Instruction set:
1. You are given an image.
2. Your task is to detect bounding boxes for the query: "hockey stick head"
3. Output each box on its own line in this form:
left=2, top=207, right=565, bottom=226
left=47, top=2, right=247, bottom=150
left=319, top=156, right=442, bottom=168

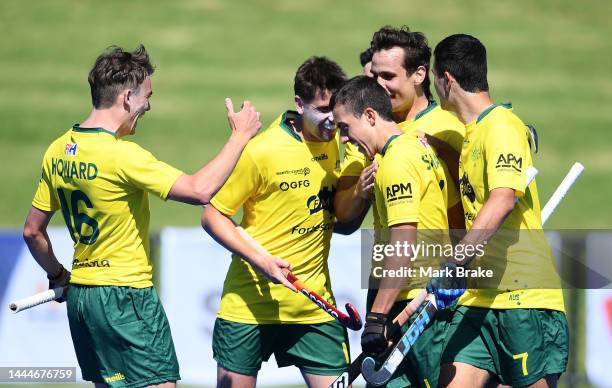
left=343, top=302, right=363, bottom=330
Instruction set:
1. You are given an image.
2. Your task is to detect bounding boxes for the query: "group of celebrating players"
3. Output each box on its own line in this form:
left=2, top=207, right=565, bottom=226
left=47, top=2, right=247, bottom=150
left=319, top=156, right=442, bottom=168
left=23, top=24, right=568, bottom=388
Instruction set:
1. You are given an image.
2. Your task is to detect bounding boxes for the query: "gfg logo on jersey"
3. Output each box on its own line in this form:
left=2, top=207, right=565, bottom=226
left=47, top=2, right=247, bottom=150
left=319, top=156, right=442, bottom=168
left=280, top=180, right=310, bottom=191
left=65, top=143, right=77, bottom=156
left=496, top=153, right=523, bottom=172
left=307, top=186, right=335, bottom=214
left=385, top=182, right=412, bottom=202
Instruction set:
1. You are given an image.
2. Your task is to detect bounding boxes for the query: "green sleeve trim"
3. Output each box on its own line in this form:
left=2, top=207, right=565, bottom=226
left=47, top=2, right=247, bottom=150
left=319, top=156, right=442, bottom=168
left=72, top=124, right=117, bottom=137
left=381, top=134, right=400, bottom=156
left=279, top=111, right=303, bottom=142
left=476, top=102, right=512, bottom=124
left=414, top=100, right=438, bottom=121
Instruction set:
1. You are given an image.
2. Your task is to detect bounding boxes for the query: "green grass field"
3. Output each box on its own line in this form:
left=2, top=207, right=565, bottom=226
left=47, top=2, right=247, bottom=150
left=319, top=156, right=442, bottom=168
left=1, top=1, right=610, bottom=387
left=1, top=0, right=611, bottom=230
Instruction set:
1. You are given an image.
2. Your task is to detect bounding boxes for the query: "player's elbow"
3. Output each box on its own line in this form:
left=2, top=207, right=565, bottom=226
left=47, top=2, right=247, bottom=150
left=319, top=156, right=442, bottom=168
left=23, top=223, right=41, bottom=244
left=200, top=204, right=218, bottom=233
left=194, top=185, right=214, bottom=206
left=334, top=197, right=353, bottom=223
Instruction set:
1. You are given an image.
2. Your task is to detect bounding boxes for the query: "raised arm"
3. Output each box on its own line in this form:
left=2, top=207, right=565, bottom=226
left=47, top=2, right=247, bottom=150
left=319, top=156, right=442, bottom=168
left=168, top=99, right=262, bottom=205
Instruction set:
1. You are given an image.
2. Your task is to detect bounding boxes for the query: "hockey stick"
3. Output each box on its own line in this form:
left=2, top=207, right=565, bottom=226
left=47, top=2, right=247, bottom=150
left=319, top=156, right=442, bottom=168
left=283, top=269, right=363, bottom=331
left=361, top=294, right=438, bottom=386
left=541, top=162, right=583, bottom=224
left=9, top=287, right=66, bottom=313
left=360, top=163, right=583, bottom=385
left=329, top=290, right=428, bottom=388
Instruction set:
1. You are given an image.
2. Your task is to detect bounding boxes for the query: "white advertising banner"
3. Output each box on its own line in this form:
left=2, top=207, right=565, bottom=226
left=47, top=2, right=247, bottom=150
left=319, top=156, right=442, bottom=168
left=0, top=228, right=80, bottom=376
left=585, top=233, right=612, bottom=388
left=160, top=227, right=368, bottom=386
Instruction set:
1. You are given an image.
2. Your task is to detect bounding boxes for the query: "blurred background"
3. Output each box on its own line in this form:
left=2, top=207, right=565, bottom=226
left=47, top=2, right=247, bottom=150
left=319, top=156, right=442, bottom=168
left=1, top=0, right=611, bottom=387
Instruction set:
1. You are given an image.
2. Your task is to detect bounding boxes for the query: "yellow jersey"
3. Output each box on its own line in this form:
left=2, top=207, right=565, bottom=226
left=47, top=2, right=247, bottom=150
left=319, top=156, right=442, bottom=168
left=456, top=103, right=564, bottom=311
left=399, top=101, right=464, bottom=208
left=341, top=101, right=464, bottom=215
left=211, top=111, right=342, bottom=324
left=374, top=133, right=450, bottom=300
left=32, top=125, right=183, bottom=288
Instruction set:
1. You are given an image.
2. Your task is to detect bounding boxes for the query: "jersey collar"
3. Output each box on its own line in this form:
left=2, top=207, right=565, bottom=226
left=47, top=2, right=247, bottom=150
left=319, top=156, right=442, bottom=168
left=72, top=124, right=117, bottom=137
left=476, top=102, right=512, bottom=124
left=381, top=134, right=400, bottom=156
left=414, top=100, right=438, bottom=121
left=279, top=111, right=303, bottom=142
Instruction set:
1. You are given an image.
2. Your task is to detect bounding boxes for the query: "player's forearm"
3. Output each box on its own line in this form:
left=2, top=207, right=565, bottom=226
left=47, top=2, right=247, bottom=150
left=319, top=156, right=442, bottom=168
left=371, top=225, right=416, bottom=314
left=334, top=182, right=369, bottom=223
left=447, top=201, right=466, bottom=244
left=190, top=133, right=251, bottom=204
left=201, top=205, right=268, bottom=267
left=23, top=228, right=62, bottom=277
left=455, top=189, right=514, bottom=266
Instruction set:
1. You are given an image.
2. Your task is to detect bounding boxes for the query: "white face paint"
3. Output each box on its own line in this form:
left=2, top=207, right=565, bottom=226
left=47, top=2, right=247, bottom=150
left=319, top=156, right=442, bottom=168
left=302, top=91, right=336, bottom=141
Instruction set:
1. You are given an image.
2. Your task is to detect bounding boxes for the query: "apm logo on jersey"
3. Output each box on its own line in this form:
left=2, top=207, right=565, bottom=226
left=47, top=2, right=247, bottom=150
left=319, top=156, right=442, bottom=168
left=386, top=182, right=413, bottom=203
left=496, top=153, right=522, bottom=172
left=307, top=186, right=335, bottom=214
left=65, top=143, right=77, bottom=156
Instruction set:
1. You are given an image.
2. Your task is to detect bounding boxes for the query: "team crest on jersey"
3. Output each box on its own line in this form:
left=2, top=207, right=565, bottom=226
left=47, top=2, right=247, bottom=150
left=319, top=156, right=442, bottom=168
left=65, top=143, right=77, bottom=156
left=418, top=136, right=430, bottom=148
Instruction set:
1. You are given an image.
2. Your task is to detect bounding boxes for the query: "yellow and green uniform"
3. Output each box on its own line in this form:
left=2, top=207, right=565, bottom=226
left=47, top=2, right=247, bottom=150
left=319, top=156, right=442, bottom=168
left=456, top=103, right=564, bottom=311
left=443, top=103, right=568, bottom=386
left=32, top=124, right=183, bottom=386
left=399, top=101, right=464, bottom=209
left=374, top=131, right=450, bottom=301
left=211, top=111, right=349, bottom=376
left=32, top=125, right=183, bottom=287
left=367, top=132, right=451, bottom=388
left=212, top=111, right=343, bottom=324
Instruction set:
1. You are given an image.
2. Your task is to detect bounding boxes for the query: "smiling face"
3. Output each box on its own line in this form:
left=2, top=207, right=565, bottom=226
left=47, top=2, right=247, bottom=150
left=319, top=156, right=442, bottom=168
left=297, top=89, right=337, bottom=142
left=332, top=103, right=376, bottom=159
left=371, top=47, right=419, bottom=116
left=124, top=76, right=152, bottom=135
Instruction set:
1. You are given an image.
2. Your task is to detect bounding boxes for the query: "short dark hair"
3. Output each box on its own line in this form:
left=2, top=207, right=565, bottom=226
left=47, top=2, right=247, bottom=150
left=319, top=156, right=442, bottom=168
left=371, top=26, right=432, bottom=100
left=433, top=34, right=489, bottom=92
left=359, top=47, right=374, bottom=67
left=294, top=56, right=347, bottom=103
left=88, top=44, right=154, bottom=109
left=330, top=75, right=394, bottom=122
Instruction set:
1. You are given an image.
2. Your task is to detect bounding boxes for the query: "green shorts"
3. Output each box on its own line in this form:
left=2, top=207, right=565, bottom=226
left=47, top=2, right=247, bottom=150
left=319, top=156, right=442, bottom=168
left=67, top=285, right=180, bottom=387
left=212, top=318, right=350, bottom=376
left=442, top=306, right=569, bottom=386
left=366, top=290, right=452, bottom=388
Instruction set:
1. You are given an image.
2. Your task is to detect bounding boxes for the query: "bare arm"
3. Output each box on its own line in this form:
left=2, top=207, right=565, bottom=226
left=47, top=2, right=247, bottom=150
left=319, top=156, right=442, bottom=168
left=23, top=207, right=63, bottom=276
left=370, top=223, right=417, bottom=315
left=454, top=187, right=515, bottom=267
left=334, top=161, right=377, bottom=224
left=447, top=201, right=466, bottom=244
left=23, top=207, right=70, bottom=299
left=168, top=99, right=262, bottom=205
left=201, top=205, right=296, bottom=291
